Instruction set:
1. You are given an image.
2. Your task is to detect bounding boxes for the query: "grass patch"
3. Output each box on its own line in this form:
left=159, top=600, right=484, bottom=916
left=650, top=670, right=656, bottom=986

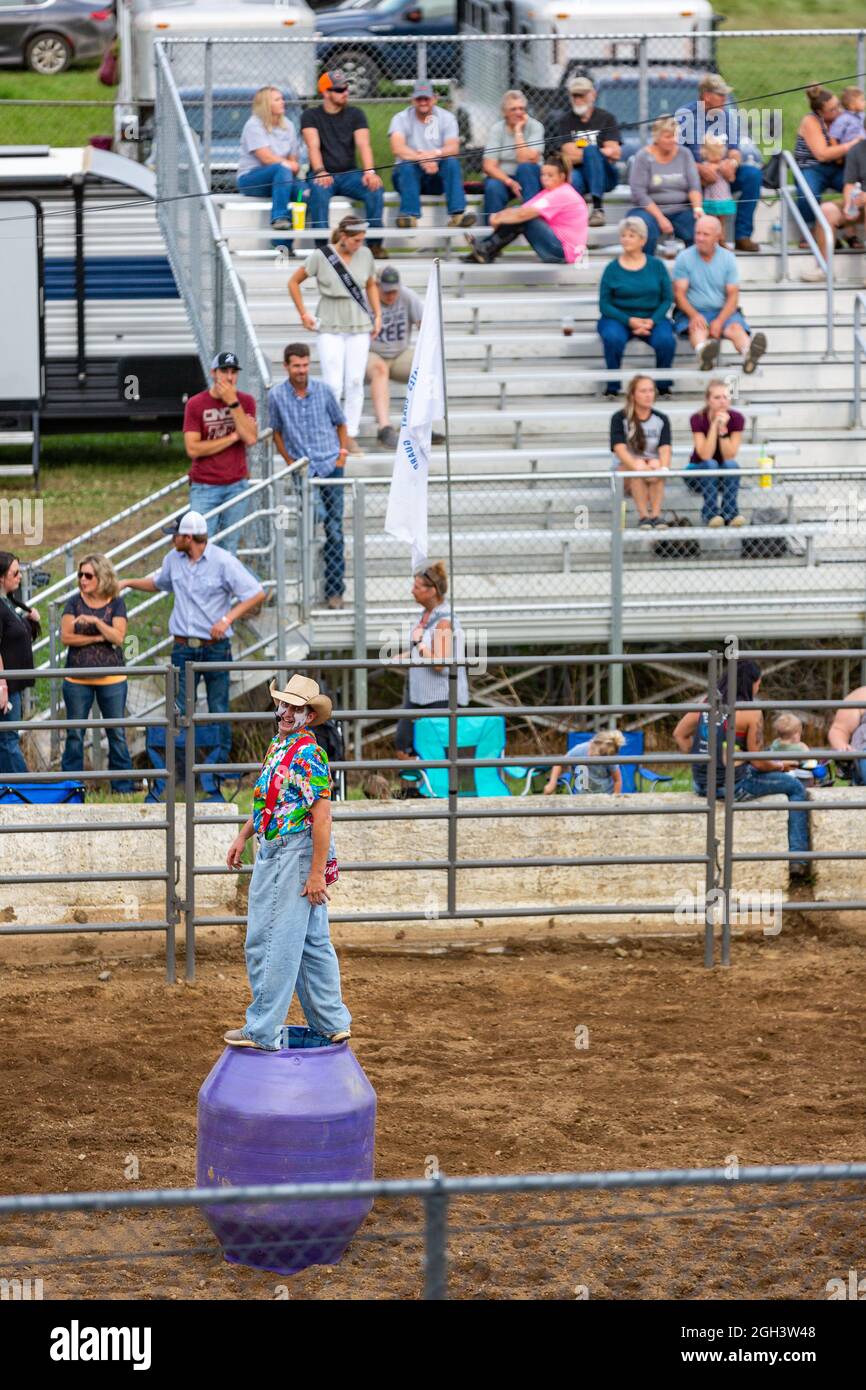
left=0, top=67, right=112, bottom=147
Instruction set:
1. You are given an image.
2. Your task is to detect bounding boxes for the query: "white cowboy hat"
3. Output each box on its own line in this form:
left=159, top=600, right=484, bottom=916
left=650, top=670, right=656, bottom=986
left=268, top=674, right=332, bottom=727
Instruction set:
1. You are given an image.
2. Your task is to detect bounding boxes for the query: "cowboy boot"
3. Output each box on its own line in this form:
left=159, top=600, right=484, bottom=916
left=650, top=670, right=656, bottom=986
left=463, top=224, right=523, bottom=264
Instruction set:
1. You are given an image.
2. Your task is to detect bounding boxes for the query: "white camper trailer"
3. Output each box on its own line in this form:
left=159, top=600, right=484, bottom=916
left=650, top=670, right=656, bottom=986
left=114, top=0, right=318, bottom=159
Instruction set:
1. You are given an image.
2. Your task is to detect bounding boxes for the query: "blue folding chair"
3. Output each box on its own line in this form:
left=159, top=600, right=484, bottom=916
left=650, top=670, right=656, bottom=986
left=517, top=730, right=673, bottom=795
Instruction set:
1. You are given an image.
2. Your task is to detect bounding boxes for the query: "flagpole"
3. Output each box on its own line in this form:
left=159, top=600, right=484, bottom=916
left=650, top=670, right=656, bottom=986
left=434, top=257, right=456, bottom=617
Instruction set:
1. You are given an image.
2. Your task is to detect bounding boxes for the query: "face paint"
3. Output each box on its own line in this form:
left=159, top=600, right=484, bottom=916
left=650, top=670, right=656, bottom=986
left=275, top=701, right=312, bottom=731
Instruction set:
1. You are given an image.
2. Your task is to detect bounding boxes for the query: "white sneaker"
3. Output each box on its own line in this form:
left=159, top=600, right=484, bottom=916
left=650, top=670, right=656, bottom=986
left=799, top=264, right=826, bottom=282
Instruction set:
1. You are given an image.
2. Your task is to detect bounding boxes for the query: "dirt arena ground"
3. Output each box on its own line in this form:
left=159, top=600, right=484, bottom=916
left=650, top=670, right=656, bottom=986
left=1, top=915, right=864, bottom=1300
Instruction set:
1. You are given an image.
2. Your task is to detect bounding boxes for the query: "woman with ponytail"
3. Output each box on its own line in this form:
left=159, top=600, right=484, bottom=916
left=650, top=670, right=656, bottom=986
left=609, top=375, right=671, bottom=529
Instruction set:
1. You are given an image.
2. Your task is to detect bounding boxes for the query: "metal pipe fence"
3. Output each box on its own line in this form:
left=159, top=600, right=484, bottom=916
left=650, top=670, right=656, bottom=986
left=4, top=650, right=866, bottom=980
left=1, top=1161, right=864, bottom=1300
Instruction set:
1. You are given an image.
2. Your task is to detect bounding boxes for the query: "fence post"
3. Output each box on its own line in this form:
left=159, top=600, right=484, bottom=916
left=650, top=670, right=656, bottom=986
left=352, top=482, right=367, bottom=764
left=164, top=664, right=178, bottom=985
left=273, top=472, right=287, bottom=664
left=609, top=473, right=624, bottom=714
left=858, top=31, right=866, bottom=86
left=720, top=646, right=738, bottom=967
left=417, top=39, right=428, bottom=81
left=703, top=652, right=719, bottom=969
left=423, top=1180, right=449, bottom=1299
left=203, top=39, right=213, bottom=192
left=447, top=663, right=458, bottom=917
left=637, top=37, right=649, bottom=137
left=48, top=601, right=59, bottom=766
left=778, top=173, right=788, bottom=284
left=184, top=660, right=197, bottom=982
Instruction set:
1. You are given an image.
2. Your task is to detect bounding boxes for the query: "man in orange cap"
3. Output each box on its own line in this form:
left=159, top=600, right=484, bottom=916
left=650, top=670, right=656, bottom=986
left=301, top=70, right=385, bottom=255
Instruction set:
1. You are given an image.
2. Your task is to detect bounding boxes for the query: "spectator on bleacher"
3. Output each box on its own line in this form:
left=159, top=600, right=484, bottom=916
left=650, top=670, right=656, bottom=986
left=394, top=562, right=469, bottom=761
left=464, top=154, right=588, bottom=265
left=672, top=216, right=767, bottom=373
left=60, top=553, right=135, bottom=794
left=237, top=87, right=303, bottom=244
left=121, top=511, right=265, bottom=803
left=609, top=375, right=671, bottom=530
left=626, top=117, right=703, bottom=257
left=673, top=658, right=812, bottom=881
left=543, top=729, right=625, bottom=795
left=553, top=74, right=621, bottom=227
left=301, top=70, right=385, bottom=257
left=675, top=73, right=764, bottom=253
left=828, top=685, right=866, bottom=784
left=795, top=86, right=864, bottom=281
left=389, top=81, right=476, bottom=230
left=482, top=90, right=544, bottom=222
left=842, top=129, right=866, bottom=245
left=0, top=551, right=38, bottom=776
left=699, top=136, right=737, bottom=245
left=183, top=351, right=258, bottom=558
left=269, top=342, right=349, bottom=610
left=288, top=215, right=381, bottom=455
left=365, top=266, right=438, bottom=452
left=829, top=87, right=865, bottom=143
left=684, top=379, right=745, bottom=528
left=597, top=216, right=675, bottom=398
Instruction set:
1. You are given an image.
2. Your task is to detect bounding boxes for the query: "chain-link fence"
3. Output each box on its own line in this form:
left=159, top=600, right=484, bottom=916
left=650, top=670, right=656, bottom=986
left=305, top=468, right=866, bottom=647
left=1, top=1164, right=864, bottom=1300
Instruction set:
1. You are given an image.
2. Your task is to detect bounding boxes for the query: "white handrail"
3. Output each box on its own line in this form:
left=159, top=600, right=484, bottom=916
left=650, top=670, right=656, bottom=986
left=777, top=151, right=835, bottom=358
left=853, top=292, right=866, bottom=428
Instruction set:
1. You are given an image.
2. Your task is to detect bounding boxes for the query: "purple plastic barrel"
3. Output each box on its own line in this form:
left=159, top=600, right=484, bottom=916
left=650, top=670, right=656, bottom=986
left=196, top=1028, right=376, bottom=1275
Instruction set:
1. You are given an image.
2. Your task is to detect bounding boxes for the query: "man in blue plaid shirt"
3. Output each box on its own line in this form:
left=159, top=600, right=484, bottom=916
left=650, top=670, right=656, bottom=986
left=270, top=342, right=349, bottom=608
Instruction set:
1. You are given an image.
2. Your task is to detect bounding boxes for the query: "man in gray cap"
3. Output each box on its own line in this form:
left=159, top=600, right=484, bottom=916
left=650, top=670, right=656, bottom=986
left=675, top=73, right=763, bottom=252
left=365, top=266, right=422, bottom=448
left=388, top=80, right=476, bottom=229
left=552, top=75, right=621, bottom=226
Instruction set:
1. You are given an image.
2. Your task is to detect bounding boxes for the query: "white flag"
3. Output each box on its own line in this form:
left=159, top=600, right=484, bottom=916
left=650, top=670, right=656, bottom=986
left=384, top=268, right=444, bottom=570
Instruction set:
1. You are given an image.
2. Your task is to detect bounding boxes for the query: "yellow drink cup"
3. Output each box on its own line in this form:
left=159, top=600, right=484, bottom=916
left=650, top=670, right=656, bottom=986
left=291, top=200, right=307, bottom=232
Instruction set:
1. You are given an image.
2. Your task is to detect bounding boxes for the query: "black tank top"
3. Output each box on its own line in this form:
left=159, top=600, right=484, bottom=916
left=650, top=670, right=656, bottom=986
left=691, top=702, right=749, bottom=794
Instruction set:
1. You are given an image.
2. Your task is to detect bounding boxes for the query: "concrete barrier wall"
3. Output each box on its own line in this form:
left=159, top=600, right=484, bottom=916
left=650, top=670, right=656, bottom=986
left=2, top=789, right=836, bottom=930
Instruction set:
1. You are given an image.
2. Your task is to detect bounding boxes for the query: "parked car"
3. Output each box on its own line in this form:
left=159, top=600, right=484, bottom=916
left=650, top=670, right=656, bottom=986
left=0, top=0, right=115, bottom=74
left=314, top=0, right=458, bottom=99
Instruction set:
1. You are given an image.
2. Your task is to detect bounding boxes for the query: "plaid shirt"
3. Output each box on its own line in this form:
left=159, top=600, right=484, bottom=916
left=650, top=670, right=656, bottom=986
left=268, top=378, right=345, bottom=478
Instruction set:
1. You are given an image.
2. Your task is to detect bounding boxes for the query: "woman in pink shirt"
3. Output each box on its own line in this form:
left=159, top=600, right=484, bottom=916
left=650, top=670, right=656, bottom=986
left=465, top=154, right=588, bottom=263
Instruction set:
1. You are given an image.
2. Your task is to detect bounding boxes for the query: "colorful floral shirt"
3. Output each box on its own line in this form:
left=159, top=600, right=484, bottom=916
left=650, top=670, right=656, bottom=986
left=252, top=734, right=330, bottom=839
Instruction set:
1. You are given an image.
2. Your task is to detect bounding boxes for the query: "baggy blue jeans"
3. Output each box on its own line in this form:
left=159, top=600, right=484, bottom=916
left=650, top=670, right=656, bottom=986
left=483, top=161, right=542, bottom=220
left=684, top=459, right=742, bottom=523
left=242, top=828, right=351, bottom=1050
left=61, top=678, right=135, bottom=792
left=0, top=689, right=27, bottom=775
left=237, top=164, right=303, bottom=231
left=392, top=156, right=466, bottom=217
left=735, top=769, right=811, bottom=856
left=188, top=480, right=250, bottom=557
left=597, top=315, right=676, bottom=393
left=307, top=169, right=384, bottom=246
left=570, top=145, right=619, bottom=202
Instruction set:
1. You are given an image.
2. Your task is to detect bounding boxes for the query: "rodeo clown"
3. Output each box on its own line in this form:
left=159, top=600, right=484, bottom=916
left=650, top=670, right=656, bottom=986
left=224, top=674, right=351, bottom=1050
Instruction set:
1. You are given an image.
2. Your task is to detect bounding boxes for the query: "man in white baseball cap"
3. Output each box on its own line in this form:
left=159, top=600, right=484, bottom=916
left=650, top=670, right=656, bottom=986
left=121, top=510, right=264, bottom=802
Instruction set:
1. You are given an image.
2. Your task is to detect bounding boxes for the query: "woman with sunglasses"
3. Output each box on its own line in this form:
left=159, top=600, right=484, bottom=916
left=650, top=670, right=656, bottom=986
left=60, top=553, right=135, bottom=794
left=394, top=561, right=469, bottom=762
left=288, top=213, right=382, bottom=455
left=0, top=551, right=39, bottom=775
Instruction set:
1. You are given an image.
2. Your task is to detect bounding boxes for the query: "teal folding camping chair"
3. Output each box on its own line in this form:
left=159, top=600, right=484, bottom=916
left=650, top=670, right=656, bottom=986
left=403, top=714, right=522, bottom=797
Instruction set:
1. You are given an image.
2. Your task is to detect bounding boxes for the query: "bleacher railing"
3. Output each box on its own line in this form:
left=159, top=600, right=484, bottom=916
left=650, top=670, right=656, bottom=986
left=853, top=291, right=866, bottom=428
left=777, top=151, right=836, bottom=358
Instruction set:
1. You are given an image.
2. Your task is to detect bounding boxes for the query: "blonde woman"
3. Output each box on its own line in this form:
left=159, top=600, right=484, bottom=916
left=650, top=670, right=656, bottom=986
left=288, top=214, right=382, bottom=453
left=60, top=553, right=135, bottom=793
left=609, top=374, right=671, bottom=529
left=627, top=116, right=703, bottom=256
left=544, top=729, right=625, bottom=794
left=237, top=86, right=303, bottom=239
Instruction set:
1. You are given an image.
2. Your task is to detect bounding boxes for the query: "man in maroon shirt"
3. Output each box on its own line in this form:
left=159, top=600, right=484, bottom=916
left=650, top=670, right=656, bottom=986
left=183, top=351, right=258, bottom=555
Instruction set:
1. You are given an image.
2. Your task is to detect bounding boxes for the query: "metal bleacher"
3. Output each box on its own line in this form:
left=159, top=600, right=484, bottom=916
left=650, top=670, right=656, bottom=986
left=213, top=184, right=866, bottom=650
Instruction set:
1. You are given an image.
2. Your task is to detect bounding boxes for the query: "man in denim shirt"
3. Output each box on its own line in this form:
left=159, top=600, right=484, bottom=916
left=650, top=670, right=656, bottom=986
left=269, top=342, right=349, bottom=609
left=122, top=510, right=264, bottom=801
left=675, top=73, right=764, bottom=252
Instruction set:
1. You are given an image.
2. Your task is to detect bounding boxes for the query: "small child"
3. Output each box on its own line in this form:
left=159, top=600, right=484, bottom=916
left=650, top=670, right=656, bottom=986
left=828, top=87, right=865, bottom=145
left=769, top=711, right=816, bottom=784
left=700, top=135, right=737, bottom=245
left=544, top=729, right=625, bottom=795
